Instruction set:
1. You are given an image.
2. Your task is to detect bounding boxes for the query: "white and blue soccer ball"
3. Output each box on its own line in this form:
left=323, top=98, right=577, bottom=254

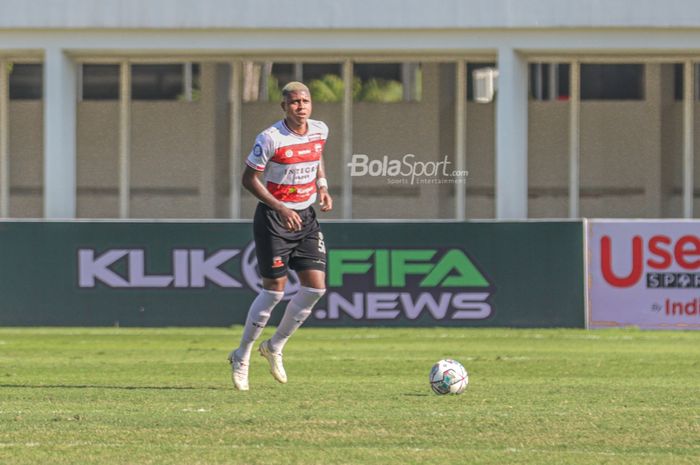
left=429, top=359, right=469, bottom=395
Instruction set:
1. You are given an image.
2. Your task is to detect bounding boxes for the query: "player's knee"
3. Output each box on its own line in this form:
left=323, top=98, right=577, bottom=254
left=303, top=286, right=326, bottom=297
left=260, top=287, right=285, bottom=304
left=296, top=286, right=326, bottom=305
left=262, top=277, right=287, bottom=293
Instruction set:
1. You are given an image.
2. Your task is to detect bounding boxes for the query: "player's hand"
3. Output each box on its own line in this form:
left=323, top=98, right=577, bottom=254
left=319, top=189, right=333, bottom=212
left=277, top=206, right=303, bottom=232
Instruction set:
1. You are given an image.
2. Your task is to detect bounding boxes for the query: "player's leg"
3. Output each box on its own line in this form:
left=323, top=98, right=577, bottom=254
left=234, top=276, right=287, bottom=361
left=266, top=223, right=327, bottom=356
left=267, top=269, right=325, bottom=355
left=258, top=208, right=327, bottom=383
left=229, top=204, right=292, bottom=390
left=258, top=269, right=325, bottom=384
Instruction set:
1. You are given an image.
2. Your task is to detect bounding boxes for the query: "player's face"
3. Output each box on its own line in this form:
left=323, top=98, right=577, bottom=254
left=282, top=90, right=312, bottom=128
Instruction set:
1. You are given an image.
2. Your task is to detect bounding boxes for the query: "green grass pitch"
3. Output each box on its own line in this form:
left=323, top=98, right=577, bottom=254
left=0, top=327, right=698, bottom=465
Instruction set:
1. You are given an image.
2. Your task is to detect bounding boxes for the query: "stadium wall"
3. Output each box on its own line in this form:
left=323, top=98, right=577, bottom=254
left=0, top=220, right=585, bottom=328
left=7, top=62, right=691, bottom=220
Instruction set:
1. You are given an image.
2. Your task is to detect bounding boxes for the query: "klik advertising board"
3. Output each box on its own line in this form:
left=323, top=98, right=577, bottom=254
left=587, top=220, right=700, bottom=330
left=0, top=221, right=584, bottom=328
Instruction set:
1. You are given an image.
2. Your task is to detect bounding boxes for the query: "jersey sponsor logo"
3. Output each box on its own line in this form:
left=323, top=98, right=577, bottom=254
left=283, top=165, right=317, bottom=176
left=272, top=141, right=324, bottom=165
left=267, top=180, right=316, bottom=203
left=288, top=185, right=313, bottom=195
left=264, top=161, right=318, bottom=186
left=253, top=144, right=263, bottom=157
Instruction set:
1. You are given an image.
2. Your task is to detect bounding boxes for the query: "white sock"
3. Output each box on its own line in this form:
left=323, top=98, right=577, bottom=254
left=269, top=286, right=326, bottom=353
left=235, top=288, right=284, bottom=362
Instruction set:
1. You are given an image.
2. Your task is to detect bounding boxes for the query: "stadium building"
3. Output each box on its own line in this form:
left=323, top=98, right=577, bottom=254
left=1, top=0, right=700, bottom=220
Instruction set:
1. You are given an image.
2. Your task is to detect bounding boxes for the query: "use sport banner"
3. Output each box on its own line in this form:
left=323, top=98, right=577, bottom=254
left=587, top=220, right=700, bottom=330
left=0, top=220, right=584, bottom=327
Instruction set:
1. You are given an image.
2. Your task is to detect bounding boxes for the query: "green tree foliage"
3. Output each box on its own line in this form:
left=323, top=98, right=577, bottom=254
left=357, top=78, right=403, bottom=103
left=268, top=76, right=283, bottom=102
left=273, top=73, right=407, bottom=103
left=307, top=74, right=362, bottom=103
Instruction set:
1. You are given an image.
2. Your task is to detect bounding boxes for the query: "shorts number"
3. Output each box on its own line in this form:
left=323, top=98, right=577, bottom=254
left=317, top=232, right=326, bottom=254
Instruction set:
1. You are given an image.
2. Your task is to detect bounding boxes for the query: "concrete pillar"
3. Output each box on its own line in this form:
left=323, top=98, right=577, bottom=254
left=569, top=61, right=581, bottom=218
left=455, top=60, right=466, bottom=220
left=229, top=61, right=242, bottom=219
left=198, top=62, right=216, bottom=218
left=645, top=63, right=663, bottom=218
left=683, top=61, right=695, bottom=218
left=119, top=61, right=130, bottom=218
left=342, top=59, right=353, bottom=219
left=496, top=47, right=528, bottom=219
left=0, top=59, right=8, bottom=217
left=43, top=48, right=77, bottom=218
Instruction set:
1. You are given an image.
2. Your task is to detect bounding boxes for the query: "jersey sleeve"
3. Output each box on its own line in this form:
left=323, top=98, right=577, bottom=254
left=318, top=120, right=329, bottom=141
left=245, top=132, right=274, bottom=171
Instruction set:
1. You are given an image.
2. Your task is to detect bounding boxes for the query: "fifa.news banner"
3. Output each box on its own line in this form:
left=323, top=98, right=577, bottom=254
left=0, top=221, right=584, bottom=327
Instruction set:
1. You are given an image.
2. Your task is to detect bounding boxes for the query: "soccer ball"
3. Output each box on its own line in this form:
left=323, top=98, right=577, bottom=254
left=429, top=359, right=468, bottom=395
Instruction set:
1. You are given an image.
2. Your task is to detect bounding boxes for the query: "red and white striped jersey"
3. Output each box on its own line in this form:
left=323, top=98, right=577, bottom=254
left=246, top=119, right=328, bottom=210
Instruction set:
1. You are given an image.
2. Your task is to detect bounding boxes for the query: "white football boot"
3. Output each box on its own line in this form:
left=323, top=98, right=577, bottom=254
left=227, top=350, right=249, bottom=391
left=258, top=340, right=287, bottom=384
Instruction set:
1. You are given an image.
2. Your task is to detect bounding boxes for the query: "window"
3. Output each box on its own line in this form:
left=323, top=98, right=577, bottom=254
left=9, top=64, right=42, bottom=100
left=80, top=63, right=200, bottom=101
left=242, top=61, right=421, bottom=103
left=302, top=63, right=343, bottom=103
left=529, top=63, right=570, bottom=101
left=529, top=63, right=644, bottom=101
left=672, top=63, right=700, bottom=100
left=270, top=63, right=297, bottom=89
left=354, top=63, right=421, bottom=102
left=242, top=62, right=344, bottom=103
left=82, top=64, right=119, bottom=100
left=131, top=64, right=200, bottom=101
left=580, top=64, right=644, bottom=100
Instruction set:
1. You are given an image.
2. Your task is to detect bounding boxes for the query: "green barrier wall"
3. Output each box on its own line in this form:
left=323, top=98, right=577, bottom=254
left=0, top=221, right=584, bottom=327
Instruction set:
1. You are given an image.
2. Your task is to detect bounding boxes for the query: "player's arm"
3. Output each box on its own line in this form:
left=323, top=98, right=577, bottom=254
left=316, top=156, right=333, bottom=212
left=242, top=166, right=302, bottom=232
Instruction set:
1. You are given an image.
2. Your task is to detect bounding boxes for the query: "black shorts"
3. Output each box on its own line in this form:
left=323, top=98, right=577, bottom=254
left=253, top=202, right=327, bottom=279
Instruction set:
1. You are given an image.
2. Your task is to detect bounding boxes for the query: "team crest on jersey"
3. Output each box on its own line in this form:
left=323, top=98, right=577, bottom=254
left=285, top=149, right=294, bottom=158
left=314, top=143, right=322, bottom=153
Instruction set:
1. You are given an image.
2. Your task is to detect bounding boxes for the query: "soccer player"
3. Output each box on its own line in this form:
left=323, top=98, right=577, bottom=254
left=228, top=81, right=332, bottom=391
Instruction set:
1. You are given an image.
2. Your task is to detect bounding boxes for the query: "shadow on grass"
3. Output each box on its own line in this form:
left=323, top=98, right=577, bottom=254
left=0, top=383, right=225, bottom=391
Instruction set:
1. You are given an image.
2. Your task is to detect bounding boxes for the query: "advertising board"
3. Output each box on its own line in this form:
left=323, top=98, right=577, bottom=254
left=0, top=221, right=584, bottom=327
left=588, top=220, right=700, bottom=330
